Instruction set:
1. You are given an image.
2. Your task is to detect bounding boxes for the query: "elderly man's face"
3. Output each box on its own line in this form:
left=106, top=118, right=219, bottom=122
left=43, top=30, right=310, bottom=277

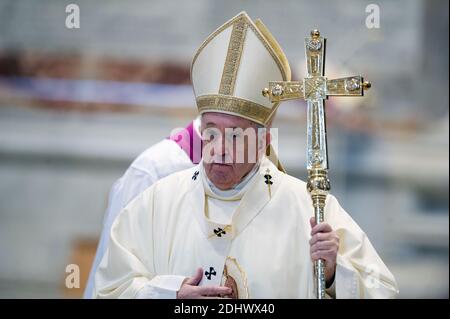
left=201, top=112, right=268, bottom=190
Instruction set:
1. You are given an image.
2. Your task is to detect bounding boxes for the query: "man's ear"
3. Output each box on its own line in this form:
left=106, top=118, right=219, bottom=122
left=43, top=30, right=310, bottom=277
left=199, top=114, right=205, bottom=134
left=256, top=126, right=270, bottom=155
left=265, top=128, right=272, bottom=146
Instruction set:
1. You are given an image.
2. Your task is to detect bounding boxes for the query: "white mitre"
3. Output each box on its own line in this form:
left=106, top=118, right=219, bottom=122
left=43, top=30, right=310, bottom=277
left=191, top=11, right=291, bottom=126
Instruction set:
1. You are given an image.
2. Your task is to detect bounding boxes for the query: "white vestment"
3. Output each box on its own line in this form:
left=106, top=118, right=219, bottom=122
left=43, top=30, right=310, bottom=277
left=94, top=156, right=398, bottom=299
left=84, top=138, right=194, bottom=298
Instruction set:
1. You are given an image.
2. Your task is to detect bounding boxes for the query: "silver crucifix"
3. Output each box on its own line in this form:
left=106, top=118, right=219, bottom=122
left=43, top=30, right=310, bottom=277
left=263, top=29, right=371, bottom=299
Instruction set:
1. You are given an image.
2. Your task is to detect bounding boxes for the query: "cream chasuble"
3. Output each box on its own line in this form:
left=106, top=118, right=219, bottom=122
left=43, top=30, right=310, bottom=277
left=93, top=156, right=398, bottom=298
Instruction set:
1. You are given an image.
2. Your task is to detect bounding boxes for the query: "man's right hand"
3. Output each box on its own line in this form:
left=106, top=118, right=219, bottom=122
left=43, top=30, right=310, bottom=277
left=176, top=268, right=232, bottom=299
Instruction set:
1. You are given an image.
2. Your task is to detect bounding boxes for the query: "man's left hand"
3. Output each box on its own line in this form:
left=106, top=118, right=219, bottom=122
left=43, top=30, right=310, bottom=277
left=309, top=217, right=339, bottom=287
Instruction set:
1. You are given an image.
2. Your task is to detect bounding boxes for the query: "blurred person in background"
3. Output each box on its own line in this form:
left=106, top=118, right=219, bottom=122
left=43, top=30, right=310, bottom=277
left=83, top=118, right=202, bottom=298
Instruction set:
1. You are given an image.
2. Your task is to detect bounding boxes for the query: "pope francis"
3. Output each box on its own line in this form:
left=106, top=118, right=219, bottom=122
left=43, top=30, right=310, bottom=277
left=93, top=12, right=398, bottom=299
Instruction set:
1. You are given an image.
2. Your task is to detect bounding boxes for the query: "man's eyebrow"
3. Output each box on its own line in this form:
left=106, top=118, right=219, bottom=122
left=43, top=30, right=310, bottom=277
left=204, top=123, right=244, bottom=129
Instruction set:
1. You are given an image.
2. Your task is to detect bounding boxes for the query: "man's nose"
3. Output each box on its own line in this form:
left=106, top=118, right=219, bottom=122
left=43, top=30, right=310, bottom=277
left=215, top=133, right=227, bottom=154
left=217, top=134, right=235, bottom=163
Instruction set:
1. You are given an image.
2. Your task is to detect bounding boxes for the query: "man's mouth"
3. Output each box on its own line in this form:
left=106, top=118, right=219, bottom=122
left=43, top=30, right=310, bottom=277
left=211, top=162, right=232, bottom=167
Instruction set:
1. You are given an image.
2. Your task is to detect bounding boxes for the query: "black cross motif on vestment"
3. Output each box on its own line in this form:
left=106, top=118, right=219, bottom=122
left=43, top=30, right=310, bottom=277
left=205, top=267, right=216, bottom=280
left=213, top=227, right=226, bottom=237
left=264, top=173, right=273, bottom=185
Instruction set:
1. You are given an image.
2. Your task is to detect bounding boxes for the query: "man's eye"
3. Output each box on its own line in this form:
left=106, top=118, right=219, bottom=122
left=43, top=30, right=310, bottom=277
left=204, top=130, right=219, bottom=140
left=227, top=133, right=240, bottom=139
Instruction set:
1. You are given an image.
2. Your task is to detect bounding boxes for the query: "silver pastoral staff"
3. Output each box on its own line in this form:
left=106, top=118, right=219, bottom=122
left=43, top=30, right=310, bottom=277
left=263, top=29, right=371, bottom=299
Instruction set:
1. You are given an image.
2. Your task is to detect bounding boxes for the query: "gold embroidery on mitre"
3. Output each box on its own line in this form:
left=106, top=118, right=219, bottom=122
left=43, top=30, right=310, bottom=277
left=253, top=18, right=291, bottom=123
left=191, top=12, right=289, bottom=86
left=191, top=12, right=292, bottom=126
left=219, top=17, right=248, bottom=95
left=197, top=95, right=271, bottom=126
left=254, top=19, right=291, bottom=82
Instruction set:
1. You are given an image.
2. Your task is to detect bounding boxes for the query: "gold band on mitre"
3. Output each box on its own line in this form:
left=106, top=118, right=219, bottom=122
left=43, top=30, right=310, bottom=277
left=196, top=95, right=272, bottom=126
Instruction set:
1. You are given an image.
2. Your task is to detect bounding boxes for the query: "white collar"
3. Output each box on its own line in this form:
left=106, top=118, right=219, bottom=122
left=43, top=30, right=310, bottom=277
left=201, top=160, right=261, bottom=200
